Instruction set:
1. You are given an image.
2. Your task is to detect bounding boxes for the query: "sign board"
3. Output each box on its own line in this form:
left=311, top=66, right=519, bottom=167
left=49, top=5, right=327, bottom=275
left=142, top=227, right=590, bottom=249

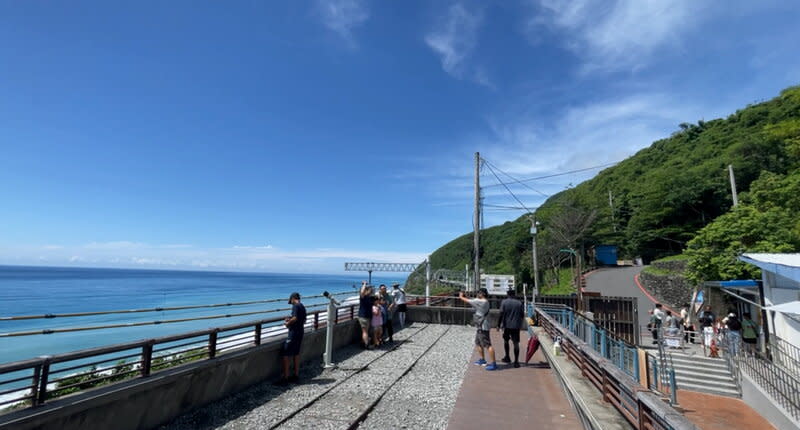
left=481, top=274, right=515, bottom=296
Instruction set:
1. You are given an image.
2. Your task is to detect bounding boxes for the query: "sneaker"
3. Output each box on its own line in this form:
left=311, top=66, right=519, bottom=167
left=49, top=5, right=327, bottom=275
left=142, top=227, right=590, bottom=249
left=473, top=358, right=487, bottom=366
left=485, top=363, right=498, bottom=371
left=513, top=362, right=520, bottom=368
left=501, top=356, right=511, bottom=363
left=288, top=375, right=299, bottom=383
left=275, top=378, right=289, bottom=386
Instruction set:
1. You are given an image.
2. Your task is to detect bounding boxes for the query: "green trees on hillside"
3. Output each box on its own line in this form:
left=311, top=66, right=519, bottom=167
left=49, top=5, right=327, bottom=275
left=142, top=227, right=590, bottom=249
left=411, top=85, right=800, bottom=292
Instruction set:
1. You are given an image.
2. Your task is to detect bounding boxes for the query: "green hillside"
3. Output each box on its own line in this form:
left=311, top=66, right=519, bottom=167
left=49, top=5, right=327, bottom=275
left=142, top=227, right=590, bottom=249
left=407, top=85, right=800, bottom=293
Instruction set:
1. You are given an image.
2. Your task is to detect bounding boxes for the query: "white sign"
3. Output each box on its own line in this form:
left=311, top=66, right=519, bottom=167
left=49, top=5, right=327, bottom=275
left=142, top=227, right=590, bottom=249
left=481, top=274, right=515, bottom=296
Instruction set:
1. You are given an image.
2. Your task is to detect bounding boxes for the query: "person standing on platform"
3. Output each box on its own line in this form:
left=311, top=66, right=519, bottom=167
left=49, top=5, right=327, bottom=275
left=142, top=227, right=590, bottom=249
left=279, top=292, right=306, bottom=384
left=358, top=282, right=375, bottom=349
left=650, top=303, right=664, bottom=344
left=372, top=295, right=384, bottom=347
left=392, top=283, right=407, bottom=329
left=741, top=312, right=759, bottom=354
left=379, top=284, right=395, bottom=343
left=498, top=289, right=524, bottom=368
left=459, top=288, right=497, bottom=371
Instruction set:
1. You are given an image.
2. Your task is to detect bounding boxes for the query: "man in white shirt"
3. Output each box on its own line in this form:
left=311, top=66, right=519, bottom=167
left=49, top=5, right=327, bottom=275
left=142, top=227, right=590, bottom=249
left=392, top=283, right=407, bottom=329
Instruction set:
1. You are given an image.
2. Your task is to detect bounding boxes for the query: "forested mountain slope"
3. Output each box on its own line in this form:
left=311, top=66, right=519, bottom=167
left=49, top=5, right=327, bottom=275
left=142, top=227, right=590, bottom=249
left=409, top=86, right=800, bottom=292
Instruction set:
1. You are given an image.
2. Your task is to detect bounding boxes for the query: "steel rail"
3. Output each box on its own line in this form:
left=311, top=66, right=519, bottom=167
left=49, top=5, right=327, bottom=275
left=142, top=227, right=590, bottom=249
left=0, top=303, right=329, bottom=337
left=266, top=324, right=431, bottom=430
left=0, top=291, right=351, bottom=321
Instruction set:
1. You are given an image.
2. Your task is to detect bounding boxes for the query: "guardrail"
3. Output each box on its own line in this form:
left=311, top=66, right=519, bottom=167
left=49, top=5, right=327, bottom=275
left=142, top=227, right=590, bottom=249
left=537, top=303, right=640, bottom=382
left=0, top=303, right=360, bottom=414
left=536, top=307, right=698, bottom=430
left=718, top=333, right=800, bottom=422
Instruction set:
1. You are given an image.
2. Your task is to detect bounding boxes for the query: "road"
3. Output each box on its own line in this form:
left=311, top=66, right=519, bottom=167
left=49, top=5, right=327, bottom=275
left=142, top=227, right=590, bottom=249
left=583, top=266, right=653, bottom=332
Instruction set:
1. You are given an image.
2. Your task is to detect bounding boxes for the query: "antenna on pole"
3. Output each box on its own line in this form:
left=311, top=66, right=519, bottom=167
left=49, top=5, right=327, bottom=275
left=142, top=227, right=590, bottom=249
left=473, top=152, right=481, bottom=293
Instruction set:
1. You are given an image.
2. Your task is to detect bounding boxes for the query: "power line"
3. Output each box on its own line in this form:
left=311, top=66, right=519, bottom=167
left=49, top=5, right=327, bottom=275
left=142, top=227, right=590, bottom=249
left=481, top=161, right=620, bottom=188
left=482, top=161, right=534, bottom=214
left=482, top=159, right=550, bottom=198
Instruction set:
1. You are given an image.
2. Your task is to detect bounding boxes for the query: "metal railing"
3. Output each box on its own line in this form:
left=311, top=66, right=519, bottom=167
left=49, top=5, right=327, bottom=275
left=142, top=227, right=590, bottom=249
left=0, top=302, right=361, bottom=414
left=770, top=335, right=800, bottom=377
left=715, top=333, right=800, bottom=421
left=536, top=308, right=697, bottom=430
left=537, top=303, right=640, bottom=382
left=736, top=346, right=800, bottom=421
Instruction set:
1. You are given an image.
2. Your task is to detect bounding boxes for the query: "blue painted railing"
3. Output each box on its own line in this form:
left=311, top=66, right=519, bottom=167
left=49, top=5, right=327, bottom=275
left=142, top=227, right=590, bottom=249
left=531, top=303, right=640, bottom=382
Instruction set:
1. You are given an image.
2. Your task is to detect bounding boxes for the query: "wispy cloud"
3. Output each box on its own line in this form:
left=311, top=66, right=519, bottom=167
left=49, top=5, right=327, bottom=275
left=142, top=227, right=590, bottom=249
left=425, top=3, right=491, bottom=87
left=315, top=0, right=369, bottom=48
left=422, top=90, right=732, bottom=226
left=527, top=0, right=708, bottom=72
left=0, top=242, right=427, bottom=274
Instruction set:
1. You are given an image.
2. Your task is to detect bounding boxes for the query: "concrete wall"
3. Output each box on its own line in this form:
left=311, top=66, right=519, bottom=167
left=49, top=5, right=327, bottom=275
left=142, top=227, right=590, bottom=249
left=0, top=321, right=361, bottom=430
left=740, top=371, right=799, bottom=430
left=407, top=305, right=500, bottom=327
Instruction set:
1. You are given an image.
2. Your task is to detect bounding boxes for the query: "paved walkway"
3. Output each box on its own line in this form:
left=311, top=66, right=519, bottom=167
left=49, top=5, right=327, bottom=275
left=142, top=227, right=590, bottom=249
left=584, top=266, right=650, bottom=329
left=677, top=390, right=776, bottom=430
left=447, top=329, right=581, bottom=429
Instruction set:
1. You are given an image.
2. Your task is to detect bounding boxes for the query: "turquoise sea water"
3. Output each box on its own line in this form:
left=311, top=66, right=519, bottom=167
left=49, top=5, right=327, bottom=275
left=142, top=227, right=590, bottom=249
left=0, top=265, right=401, bottom=365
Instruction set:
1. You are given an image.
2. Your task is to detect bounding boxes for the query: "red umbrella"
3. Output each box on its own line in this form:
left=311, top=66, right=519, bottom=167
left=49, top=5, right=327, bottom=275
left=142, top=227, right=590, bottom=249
left=525, top=334, right=540, bottom=363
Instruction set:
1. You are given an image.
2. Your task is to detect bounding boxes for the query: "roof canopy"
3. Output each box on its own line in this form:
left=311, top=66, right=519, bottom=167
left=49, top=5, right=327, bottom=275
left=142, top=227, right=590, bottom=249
left=740, top=253, right=800, bottom=284
left=765, top=300, right=800, bottom=316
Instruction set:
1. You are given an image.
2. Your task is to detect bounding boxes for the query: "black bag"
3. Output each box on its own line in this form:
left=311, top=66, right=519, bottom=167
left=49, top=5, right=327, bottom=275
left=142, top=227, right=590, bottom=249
left=727, top=318, right=742, bottom=331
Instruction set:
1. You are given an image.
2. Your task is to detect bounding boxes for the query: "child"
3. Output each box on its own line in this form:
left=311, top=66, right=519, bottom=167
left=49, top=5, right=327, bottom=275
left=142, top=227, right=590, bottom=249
left=372, top=296, right=384, bottom=346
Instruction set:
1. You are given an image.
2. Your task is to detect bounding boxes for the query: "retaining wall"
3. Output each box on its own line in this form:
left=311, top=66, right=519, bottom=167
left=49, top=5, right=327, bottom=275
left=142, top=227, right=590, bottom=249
left=407, top=305, right=499, bottom=327
left=0, top=321, right=361, bottom=430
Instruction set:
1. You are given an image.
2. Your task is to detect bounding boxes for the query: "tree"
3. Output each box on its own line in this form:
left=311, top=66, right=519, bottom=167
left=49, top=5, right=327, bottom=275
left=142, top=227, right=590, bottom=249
left=685, top=205, right=800, bottom=284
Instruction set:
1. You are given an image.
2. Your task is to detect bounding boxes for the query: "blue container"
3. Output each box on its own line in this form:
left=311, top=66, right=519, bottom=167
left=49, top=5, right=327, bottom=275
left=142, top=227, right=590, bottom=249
left=595, top=245, right=618, bottom=266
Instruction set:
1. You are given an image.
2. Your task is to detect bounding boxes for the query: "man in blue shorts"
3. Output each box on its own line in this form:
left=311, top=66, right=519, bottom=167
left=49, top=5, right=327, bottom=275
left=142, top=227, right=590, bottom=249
left=280, top=292, right=306, bottom=384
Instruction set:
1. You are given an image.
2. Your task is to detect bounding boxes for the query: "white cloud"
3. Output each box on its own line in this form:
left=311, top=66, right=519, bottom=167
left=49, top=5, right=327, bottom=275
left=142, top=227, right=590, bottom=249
left=424, top=90, right=732, bottom=226
left=528, top=0, right=708, bottom=72
left=315, top=0, right=369, bottom=48
left=0, top=242, right=427, bottom=274
left=425, top=3, right=491, bottom=87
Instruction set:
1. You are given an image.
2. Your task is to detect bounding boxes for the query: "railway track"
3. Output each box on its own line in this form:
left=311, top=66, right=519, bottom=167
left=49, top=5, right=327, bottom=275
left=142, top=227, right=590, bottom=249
left=269, top=324, right=452, bottom=429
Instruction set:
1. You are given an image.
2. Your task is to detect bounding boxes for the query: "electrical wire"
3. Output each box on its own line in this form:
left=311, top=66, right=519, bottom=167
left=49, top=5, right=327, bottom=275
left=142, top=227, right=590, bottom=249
left=483, top=162, right=534, bottom=214
left=481, top=161, right=620, bottom=188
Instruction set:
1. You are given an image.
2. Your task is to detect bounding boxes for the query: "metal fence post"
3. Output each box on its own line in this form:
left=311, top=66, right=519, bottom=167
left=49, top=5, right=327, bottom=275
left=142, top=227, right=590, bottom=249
left=591, top=324, right=597, bottom=350
left=600, top=330, right=607, bottom=357
left=141, top=340, right=154, bottom=377
left=209, top=330, right=218, bottom=359
left=314, top=312, right=319, bottom=330
left=633, top=347, right=640, bottom=383
left=35, top=356, right=51, bottom=406
left=255, top=323, right=262, bottom=346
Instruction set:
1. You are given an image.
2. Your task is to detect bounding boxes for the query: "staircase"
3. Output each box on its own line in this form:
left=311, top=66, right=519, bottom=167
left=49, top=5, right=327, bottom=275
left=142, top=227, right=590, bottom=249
left=650, top=351, right=740, bottom=397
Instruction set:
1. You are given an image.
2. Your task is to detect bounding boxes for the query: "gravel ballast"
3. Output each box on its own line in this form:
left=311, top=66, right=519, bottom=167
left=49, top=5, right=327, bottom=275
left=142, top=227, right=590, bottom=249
left=160, top=323, right=475, bottom=430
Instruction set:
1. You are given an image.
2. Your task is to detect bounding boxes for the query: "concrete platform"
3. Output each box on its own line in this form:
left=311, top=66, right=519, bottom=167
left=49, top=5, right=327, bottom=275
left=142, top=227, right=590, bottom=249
left=447, top=329, right=583, bottom=430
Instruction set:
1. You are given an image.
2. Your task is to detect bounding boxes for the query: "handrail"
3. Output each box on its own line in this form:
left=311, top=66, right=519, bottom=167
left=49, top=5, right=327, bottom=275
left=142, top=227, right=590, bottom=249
left=0, top=291, right=352, bottom=321
left=536, top=308, right=698, bottom=430
left=0, top=301, right=335, bottom=338
left=0, top=303, right=360, bottom=413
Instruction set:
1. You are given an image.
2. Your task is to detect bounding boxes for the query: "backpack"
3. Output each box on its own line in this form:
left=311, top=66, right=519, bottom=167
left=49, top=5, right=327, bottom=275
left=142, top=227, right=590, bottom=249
left=727, top=318, right=742, bottom=331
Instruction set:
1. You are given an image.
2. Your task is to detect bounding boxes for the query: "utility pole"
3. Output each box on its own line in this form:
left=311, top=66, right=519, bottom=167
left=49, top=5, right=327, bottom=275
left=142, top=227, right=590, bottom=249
left=728, top=165, right=739, bottom=207
left=473, top=152, right=481, bottom=293
left=608, top=190, right=616, bottom=232
left=529, top=216, right=539, bottom=303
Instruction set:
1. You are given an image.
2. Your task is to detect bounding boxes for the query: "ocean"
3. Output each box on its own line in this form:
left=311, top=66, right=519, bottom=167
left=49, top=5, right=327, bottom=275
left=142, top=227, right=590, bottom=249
left=0, top=265, right=403, bottom=365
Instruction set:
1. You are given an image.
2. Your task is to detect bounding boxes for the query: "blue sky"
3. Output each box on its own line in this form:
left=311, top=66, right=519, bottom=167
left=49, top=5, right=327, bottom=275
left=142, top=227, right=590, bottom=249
left=1, top=0, right=799, bottom=273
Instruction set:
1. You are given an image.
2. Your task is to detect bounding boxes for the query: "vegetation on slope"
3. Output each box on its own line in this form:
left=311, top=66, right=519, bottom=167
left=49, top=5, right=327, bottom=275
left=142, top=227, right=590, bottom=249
left=407, top=85, right=800, bottom=292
